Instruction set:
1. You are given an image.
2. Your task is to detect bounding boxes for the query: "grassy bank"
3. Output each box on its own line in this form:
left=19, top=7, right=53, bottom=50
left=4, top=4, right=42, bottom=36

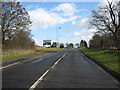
left=2, top=48, right=61, bottom=62
left=80, top=48, right=120, bottom=74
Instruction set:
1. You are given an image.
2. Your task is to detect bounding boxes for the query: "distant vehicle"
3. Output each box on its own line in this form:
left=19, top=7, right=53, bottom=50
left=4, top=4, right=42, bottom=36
left=51, top=42, right=57, bottom=47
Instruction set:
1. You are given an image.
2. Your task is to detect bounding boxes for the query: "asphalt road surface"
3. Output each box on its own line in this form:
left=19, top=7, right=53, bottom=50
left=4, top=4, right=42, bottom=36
left=2, top=49, right=119, bottom=89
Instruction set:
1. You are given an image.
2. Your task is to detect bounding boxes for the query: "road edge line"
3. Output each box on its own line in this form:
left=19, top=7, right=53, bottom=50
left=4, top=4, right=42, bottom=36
left=0, top=62, right=21, bottom=69
left=80, top=50, right=120, bottom=84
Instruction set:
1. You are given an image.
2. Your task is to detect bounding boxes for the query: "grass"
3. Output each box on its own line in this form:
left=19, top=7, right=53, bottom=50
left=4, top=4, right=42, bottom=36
left=80, top=48, right=120, bottom=74
left=2, top=48, right=61, bottom=62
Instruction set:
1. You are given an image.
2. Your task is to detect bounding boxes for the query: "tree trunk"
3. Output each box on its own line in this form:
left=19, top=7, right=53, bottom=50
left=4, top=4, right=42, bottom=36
left=113, top=35, right=119, bottom=50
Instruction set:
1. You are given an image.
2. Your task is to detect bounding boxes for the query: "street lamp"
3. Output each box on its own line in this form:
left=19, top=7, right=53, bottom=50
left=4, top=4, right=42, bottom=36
left=57, top=27, right=61, bottom=47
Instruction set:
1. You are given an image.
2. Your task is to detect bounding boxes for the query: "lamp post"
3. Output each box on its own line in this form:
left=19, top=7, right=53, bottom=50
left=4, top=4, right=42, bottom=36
left=57, top=27, right=61, bottom=47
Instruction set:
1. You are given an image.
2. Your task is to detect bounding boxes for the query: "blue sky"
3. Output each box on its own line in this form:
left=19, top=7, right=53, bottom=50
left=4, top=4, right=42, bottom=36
left=21, top=2, right=100, bottom=46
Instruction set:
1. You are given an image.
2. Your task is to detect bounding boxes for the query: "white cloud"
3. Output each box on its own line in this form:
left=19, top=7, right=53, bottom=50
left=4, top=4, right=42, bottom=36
left=28, top=8, right=78, bottom=30
left=66, top=28, right=97, bottom=44
left=99, top=0, right=119, bottom=6
left=34, top=39, right=43, bottom=45
left=66, top=32, right=81, bottom=37
left=72, top=17, right=90, bottom=28
left=52, top=3, right=77, bottom=16
left=74, top=32, right=81, bottom=36
left=80, top=28, right=97, bottom=43
left=88, top=28, right=98, bottom=33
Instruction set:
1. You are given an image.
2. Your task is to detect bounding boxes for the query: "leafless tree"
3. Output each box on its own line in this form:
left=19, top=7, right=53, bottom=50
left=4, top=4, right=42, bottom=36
left=91, top=0, right=120, bottom=49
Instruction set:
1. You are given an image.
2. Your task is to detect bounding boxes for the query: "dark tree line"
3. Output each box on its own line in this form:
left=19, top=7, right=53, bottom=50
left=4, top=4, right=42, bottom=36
left=90, top=0, right=120, bottom=50
left=89, top=34, right=116, bottom=49
left=80, top=40, right=87, bottom=48
left=1, top=1, right=35, bottom=49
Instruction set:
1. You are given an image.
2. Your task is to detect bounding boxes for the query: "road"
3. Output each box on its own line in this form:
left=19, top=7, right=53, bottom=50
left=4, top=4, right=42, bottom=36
left=2, top=49, right=119, bottom=89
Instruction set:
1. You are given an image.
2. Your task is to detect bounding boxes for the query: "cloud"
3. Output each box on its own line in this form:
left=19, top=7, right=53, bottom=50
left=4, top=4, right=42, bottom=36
left=34, top=39, right=43, bottom=45
left=66, top=32, right=81, bottom=37
left=99, top=0, right=119, bottom=6
left=66, top=28, right=97, bottom=43
left=28, top=7, right=78, bottom=30
left=72, top=17, right=90, bottom=28
left=80, top=28, right=97, bottom=43
left=52, top=3, right=77, bottom=16
left=74, top=32, right=81, bottom=36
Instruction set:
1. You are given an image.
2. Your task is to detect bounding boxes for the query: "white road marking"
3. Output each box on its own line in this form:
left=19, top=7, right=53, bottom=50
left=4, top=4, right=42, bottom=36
left=29, top=70, right=50, bottom=90
left=80, top=56, right=88, bottom=64
left=0, top=62, right=21, bottom=69
left=51, top=64, right=56, bottom=69
left=82, top=53, right=119, bottom=84
left=29, top=52, right=68, bottom=90
left=1, top=53, right=54, bottom=69
left=95, top=65, right=119, bottom=84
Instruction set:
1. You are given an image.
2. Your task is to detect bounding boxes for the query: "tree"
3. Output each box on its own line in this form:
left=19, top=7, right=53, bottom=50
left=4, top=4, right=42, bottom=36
left=80, top=40, right=87, bottom=48
left=2, top=2, right=34, bottom=49
left=83, top=40, right=88, bottom=48
left=89, top=34, right=103, bottom=48
left=89, top=33, right=115, bottom=49
left=80, top=40, right=84, bottom=48
left=60, top=43, right=64, bottom=48
left=69, top=43, right=74, bottom=48
left=91, top=0, right=120, bottom=49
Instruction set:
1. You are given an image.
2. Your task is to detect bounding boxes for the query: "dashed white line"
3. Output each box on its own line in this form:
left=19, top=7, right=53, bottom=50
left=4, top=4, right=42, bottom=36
left=51, top=64, right=56, bottom=69
left=0, top=62, right=21, bottom=69
left=28, top=52, right=68, bottom=90
left=29, top=70, right=50, bottom=90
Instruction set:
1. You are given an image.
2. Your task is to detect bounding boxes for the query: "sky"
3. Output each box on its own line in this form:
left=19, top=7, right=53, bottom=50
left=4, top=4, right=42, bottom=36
left=20, top=1, right=109, bottom=46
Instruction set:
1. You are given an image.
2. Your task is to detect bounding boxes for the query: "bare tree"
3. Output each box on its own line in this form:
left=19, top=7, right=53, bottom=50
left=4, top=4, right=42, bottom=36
left=91, top=0, right=120, bottom=49
left=2, top=1, right=34, bottom=49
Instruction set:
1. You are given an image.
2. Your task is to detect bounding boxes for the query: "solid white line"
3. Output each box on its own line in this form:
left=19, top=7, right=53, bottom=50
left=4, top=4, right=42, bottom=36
left=111, top=77, right=119, bottom=84
left=87, top=57, right=119, bottom=84
left=29, top=70, right=50, bottom=90
left=95, top=65, right=119, bottom=84
left=29, top=52, right=68, bottom=90
left=0, top=62, right=21, bottom=69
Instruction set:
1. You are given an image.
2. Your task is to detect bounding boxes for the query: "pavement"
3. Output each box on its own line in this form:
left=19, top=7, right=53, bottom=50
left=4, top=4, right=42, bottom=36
left=2, top=49, right=120, bottom=89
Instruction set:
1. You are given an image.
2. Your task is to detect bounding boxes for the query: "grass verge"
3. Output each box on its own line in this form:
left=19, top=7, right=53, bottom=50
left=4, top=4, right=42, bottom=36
left=2, top=48, right=61, bottom=62
left=80, top=48, right=120, bottom=74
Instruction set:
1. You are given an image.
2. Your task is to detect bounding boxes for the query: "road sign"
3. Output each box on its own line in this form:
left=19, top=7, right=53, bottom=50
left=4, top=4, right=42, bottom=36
left=43, top=40, right=51, bottom=47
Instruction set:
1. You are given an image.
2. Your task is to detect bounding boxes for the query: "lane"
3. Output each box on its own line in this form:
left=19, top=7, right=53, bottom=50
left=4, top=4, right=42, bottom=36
left=2, top=49, right=70, bottom=88
left=35, top=49, right=119, bottom=88
left=29, top=52, right=68, bottom=90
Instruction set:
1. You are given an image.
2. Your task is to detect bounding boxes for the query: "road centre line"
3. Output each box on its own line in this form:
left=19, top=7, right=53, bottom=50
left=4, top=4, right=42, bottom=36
left=29, top=70, right=50, bottom=90
left=29, top=52, right=68, bottom=90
